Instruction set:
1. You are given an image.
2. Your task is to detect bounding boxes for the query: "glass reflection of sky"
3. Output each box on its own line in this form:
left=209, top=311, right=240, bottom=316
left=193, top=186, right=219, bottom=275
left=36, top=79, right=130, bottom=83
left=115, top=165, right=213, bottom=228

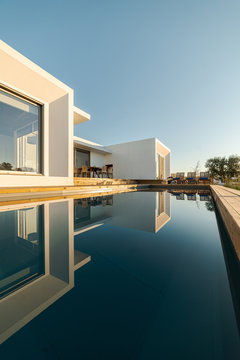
left=0, top=191, right=240, bottom=360
left=0, top=206, right=44, bottom=298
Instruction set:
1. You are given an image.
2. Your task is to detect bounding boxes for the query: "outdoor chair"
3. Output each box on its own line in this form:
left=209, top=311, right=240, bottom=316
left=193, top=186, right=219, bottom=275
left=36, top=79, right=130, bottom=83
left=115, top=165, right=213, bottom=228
left=101, top=166, right=108, bottom=178
left=74, top=167, right=81, bottom=177
left=81, top=199, right=88, bottom=208
left=168, top=191, right=185, bottom=200
left=107, top=166, right=113, bottom=178
left=186, top=172, right=197, bottom=184
left=186, top=193, right=197, bottom=200
left=199, top=194, right=210, bottom=201
left=198, top=172, right=211, bottom=184
left=176, top=193, right=185, bottom=200
left=106, top=197, right=113, bottom=205
left=102, top=197, right=107, bottom=206
left=81, top=165, right=90, bottom=177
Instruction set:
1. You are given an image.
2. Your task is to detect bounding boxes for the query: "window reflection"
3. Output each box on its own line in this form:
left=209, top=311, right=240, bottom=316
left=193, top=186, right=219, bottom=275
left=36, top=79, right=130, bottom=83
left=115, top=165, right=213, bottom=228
left=0, top=206, right=44, bottom=298
left=0, top=88, right=41, bottom=173
left=74, top=196, right=113, bottom=231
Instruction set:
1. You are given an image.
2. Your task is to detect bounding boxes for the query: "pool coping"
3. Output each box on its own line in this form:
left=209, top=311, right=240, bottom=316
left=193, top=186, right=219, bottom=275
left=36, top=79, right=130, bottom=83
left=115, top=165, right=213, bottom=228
left=211, top=185, right=240, bottom=261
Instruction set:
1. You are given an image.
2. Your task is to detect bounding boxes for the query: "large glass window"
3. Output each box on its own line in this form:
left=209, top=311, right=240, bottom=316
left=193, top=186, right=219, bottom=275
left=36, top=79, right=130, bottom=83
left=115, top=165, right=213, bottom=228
left=75, top=149, right=90, bottom=168
left=0, top=88, right=41, bottom=173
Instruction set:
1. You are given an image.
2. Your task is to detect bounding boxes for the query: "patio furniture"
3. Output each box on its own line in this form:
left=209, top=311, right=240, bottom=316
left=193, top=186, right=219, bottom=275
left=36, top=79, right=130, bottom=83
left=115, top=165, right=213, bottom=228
left=106, top=196, right=113, bottom=205
left=90, top=166, right=101, bottom=178
left=81, top=199, right=88, bottom=208
left=173, top=172, right=185, bottom=184
left=168, top=191, right=185, bottom=200
left=74, top=167, right=81, bottom=177
left=176, top=192, right=185, bottom=200
left=198, top=172, right=211, bottom=184
left=100, top=166, right=108, bottom=178
left=199, top=194, right=210, bottom=201
left=198, top=190, right=211, bottom=201
left=186, top=193, right=196, bottom=201
left=81, top=165, right=90, bottom=177
left=107, top=165, right=113, bottom=178
left=186, top=172, right=197, bottom=184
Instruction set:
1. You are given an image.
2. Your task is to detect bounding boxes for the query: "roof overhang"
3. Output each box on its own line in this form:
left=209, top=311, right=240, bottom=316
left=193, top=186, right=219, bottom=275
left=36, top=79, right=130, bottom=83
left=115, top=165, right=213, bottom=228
left=73, top=106, right=91, bottom=125
left=73, top=136, right=112, bottom=154
left=156, top=138, right=170, bottom=156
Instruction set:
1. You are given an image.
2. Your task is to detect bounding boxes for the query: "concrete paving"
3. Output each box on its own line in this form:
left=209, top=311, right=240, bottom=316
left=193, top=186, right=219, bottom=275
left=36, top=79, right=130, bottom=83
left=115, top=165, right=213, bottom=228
left=211, top=185, right=240, bottom=260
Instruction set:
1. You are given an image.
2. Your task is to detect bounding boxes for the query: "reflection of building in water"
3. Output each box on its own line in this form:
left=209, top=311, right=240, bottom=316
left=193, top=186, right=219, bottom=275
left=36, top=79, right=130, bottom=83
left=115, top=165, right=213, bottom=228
left=0, top=206, right=44, bottom=299
left=0, top=199, right=90, bottom=345
left=186, top=193, right=196, bottom=201
left=168, top=190, right=211, bottom=202
left=74, top=192, right=170, bottom=235
left=104, top=191, right=171, bottom=233
left=17, top=207, right=40, bottom=242
left=74, top=195, right=113, bottom=232
left=0, top=191, right=171, bottom=344
left=156, top=191, right=171, bottom=232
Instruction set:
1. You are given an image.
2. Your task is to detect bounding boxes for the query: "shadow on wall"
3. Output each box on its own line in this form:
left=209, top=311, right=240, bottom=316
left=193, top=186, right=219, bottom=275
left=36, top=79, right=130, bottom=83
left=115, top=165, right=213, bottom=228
left=49, top=94, right=70, bottom=177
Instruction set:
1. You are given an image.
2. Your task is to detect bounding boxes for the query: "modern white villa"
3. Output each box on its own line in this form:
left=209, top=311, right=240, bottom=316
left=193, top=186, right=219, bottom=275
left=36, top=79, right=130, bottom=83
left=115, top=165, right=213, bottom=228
left=0, top=40, right=170, bottom=188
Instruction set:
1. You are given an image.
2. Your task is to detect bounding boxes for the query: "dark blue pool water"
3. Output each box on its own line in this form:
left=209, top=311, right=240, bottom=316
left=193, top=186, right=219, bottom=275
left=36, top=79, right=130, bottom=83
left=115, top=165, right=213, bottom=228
left=0, top=190, right=240, bottom=359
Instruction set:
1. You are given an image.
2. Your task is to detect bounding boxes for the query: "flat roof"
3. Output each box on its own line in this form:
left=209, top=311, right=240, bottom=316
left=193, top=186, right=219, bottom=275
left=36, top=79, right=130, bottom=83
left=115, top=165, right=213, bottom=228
left=0, top=40, right=73, bottom=93
left=73, top=136, right=112, bottom=154
left=73, top=106, right=91, bottom=125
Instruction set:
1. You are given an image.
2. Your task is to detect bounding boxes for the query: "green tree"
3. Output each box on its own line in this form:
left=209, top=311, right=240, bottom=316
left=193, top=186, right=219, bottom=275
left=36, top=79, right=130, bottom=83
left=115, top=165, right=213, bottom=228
left=205, top=155, right=240, bottom=181
left=226, top=155, right=240, bottom=179
left=0, top=162, right=12, bottom=170
left=205, top=157, right=227, bottom=181
left=205, top=199, right=215, bottom=212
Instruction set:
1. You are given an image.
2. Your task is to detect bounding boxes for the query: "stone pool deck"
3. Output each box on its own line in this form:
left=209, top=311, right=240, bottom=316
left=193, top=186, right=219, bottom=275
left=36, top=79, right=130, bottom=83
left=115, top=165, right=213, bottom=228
left=211, top=185, right=240, bottom=260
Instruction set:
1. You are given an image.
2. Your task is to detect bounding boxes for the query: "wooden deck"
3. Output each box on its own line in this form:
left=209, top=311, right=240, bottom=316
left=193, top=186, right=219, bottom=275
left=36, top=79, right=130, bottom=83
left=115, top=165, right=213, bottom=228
left=0, top=177, right=214, bottom=206
left=74, top=177, right=137, bottom=186
left=211, top=185, right=240, bottom=261
left=0, top=178, right=141, bottom=206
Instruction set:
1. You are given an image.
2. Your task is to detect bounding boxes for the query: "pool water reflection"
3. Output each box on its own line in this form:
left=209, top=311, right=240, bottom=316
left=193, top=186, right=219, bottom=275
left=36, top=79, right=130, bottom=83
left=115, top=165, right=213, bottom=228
left=0, top=190, right=240, bottom=359
left=0, top=206, right=44, bottom=298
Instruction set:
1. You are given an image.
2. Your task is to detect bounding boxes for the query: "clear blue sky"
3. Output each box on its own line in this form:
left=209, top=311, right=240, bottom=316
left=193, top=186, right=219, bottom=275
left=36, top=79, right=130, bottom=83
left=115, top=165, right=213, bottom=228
left=1, top=0, right=239, bottom=172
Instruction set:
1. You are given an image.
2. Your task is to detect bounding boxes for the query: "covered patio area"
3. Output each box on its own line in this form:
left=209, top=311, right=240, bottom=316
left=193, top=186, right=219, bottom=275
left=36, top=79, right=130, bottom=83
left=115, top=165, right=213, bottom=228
left=74, top=136, right=113, bottom=178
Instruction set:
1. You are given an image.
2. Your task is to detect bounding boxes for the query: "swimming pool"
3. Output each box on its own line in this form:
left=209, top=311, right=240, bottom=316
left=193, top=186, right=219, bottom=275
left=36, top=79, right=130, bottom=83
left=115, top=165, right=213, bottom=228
left=0, top=190, right=239, bottom=359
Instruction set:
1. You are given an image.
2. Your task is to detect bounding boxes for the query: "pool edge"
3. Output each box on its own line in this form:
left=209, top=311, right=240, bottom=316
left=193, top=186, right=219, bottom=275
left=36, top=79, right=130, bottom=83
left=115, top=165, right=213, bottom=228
left=211, top=185, right=240, bottom=261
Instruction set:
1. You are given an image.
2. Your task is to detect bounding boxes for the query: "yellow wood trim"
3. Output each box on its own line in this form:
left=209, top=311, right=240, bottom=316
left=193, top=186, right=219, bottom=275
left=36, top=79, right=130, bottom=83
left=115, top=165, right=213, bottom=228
left=0, top=189, right=137, bottom=207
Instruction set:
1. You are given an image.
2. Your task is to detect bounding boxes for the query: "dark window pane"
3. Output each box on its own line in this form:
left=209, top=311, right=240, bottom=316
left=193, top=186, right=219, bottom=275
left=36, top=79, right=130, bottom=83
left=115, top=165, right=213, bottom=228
left=75, top=149, right=90, bottom=168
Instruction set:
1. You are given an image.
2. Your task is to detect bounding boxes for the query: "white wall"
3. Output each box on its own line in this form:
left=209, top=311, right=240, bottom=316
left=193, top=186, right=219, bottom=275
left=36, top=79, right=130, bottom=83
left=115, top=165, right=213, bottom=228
left=49, top=93, right=72, bottom=178
left=90, top=152, right=106, bottom=167
left=155, top=139, right=171, bottom=179
left=104, top=191, right=170, bottom=233
left=164, top=153, right=171, bottom=178
left=0, top=41, right=74, bottom=187
left=105, top=138, right=156, bottom=179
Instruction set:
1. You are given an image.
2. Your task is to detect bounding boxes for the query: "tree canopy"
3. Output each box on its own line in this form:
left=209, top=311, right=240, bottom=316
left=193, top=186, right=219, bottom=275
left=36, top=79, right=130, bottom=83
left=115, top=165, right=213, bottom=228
left=205, top=155, right=240, bottom=181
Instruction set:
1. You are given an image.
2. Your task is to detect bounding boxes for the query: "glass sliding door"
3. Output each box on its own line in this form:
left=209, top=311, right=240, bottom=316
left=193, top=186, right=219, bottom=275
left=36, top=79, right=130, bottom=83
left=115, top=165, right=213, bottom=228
left=75, top=149, right=90, bottom=168
left=0, top=87, right=41, bottom=173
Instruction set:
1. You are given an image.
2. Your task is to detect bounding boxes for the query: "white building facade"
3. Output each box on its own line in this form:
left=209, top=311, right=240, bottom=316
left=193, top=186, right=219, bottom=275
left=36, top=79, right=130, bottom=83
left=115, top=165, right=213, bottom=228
left=105, top=138, right=170, bottom=180
left=73, top=137, right=170, bottom=180
left=0, top=41, right=170, bottom=187
left=0, top=40, right=90, bottom=188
